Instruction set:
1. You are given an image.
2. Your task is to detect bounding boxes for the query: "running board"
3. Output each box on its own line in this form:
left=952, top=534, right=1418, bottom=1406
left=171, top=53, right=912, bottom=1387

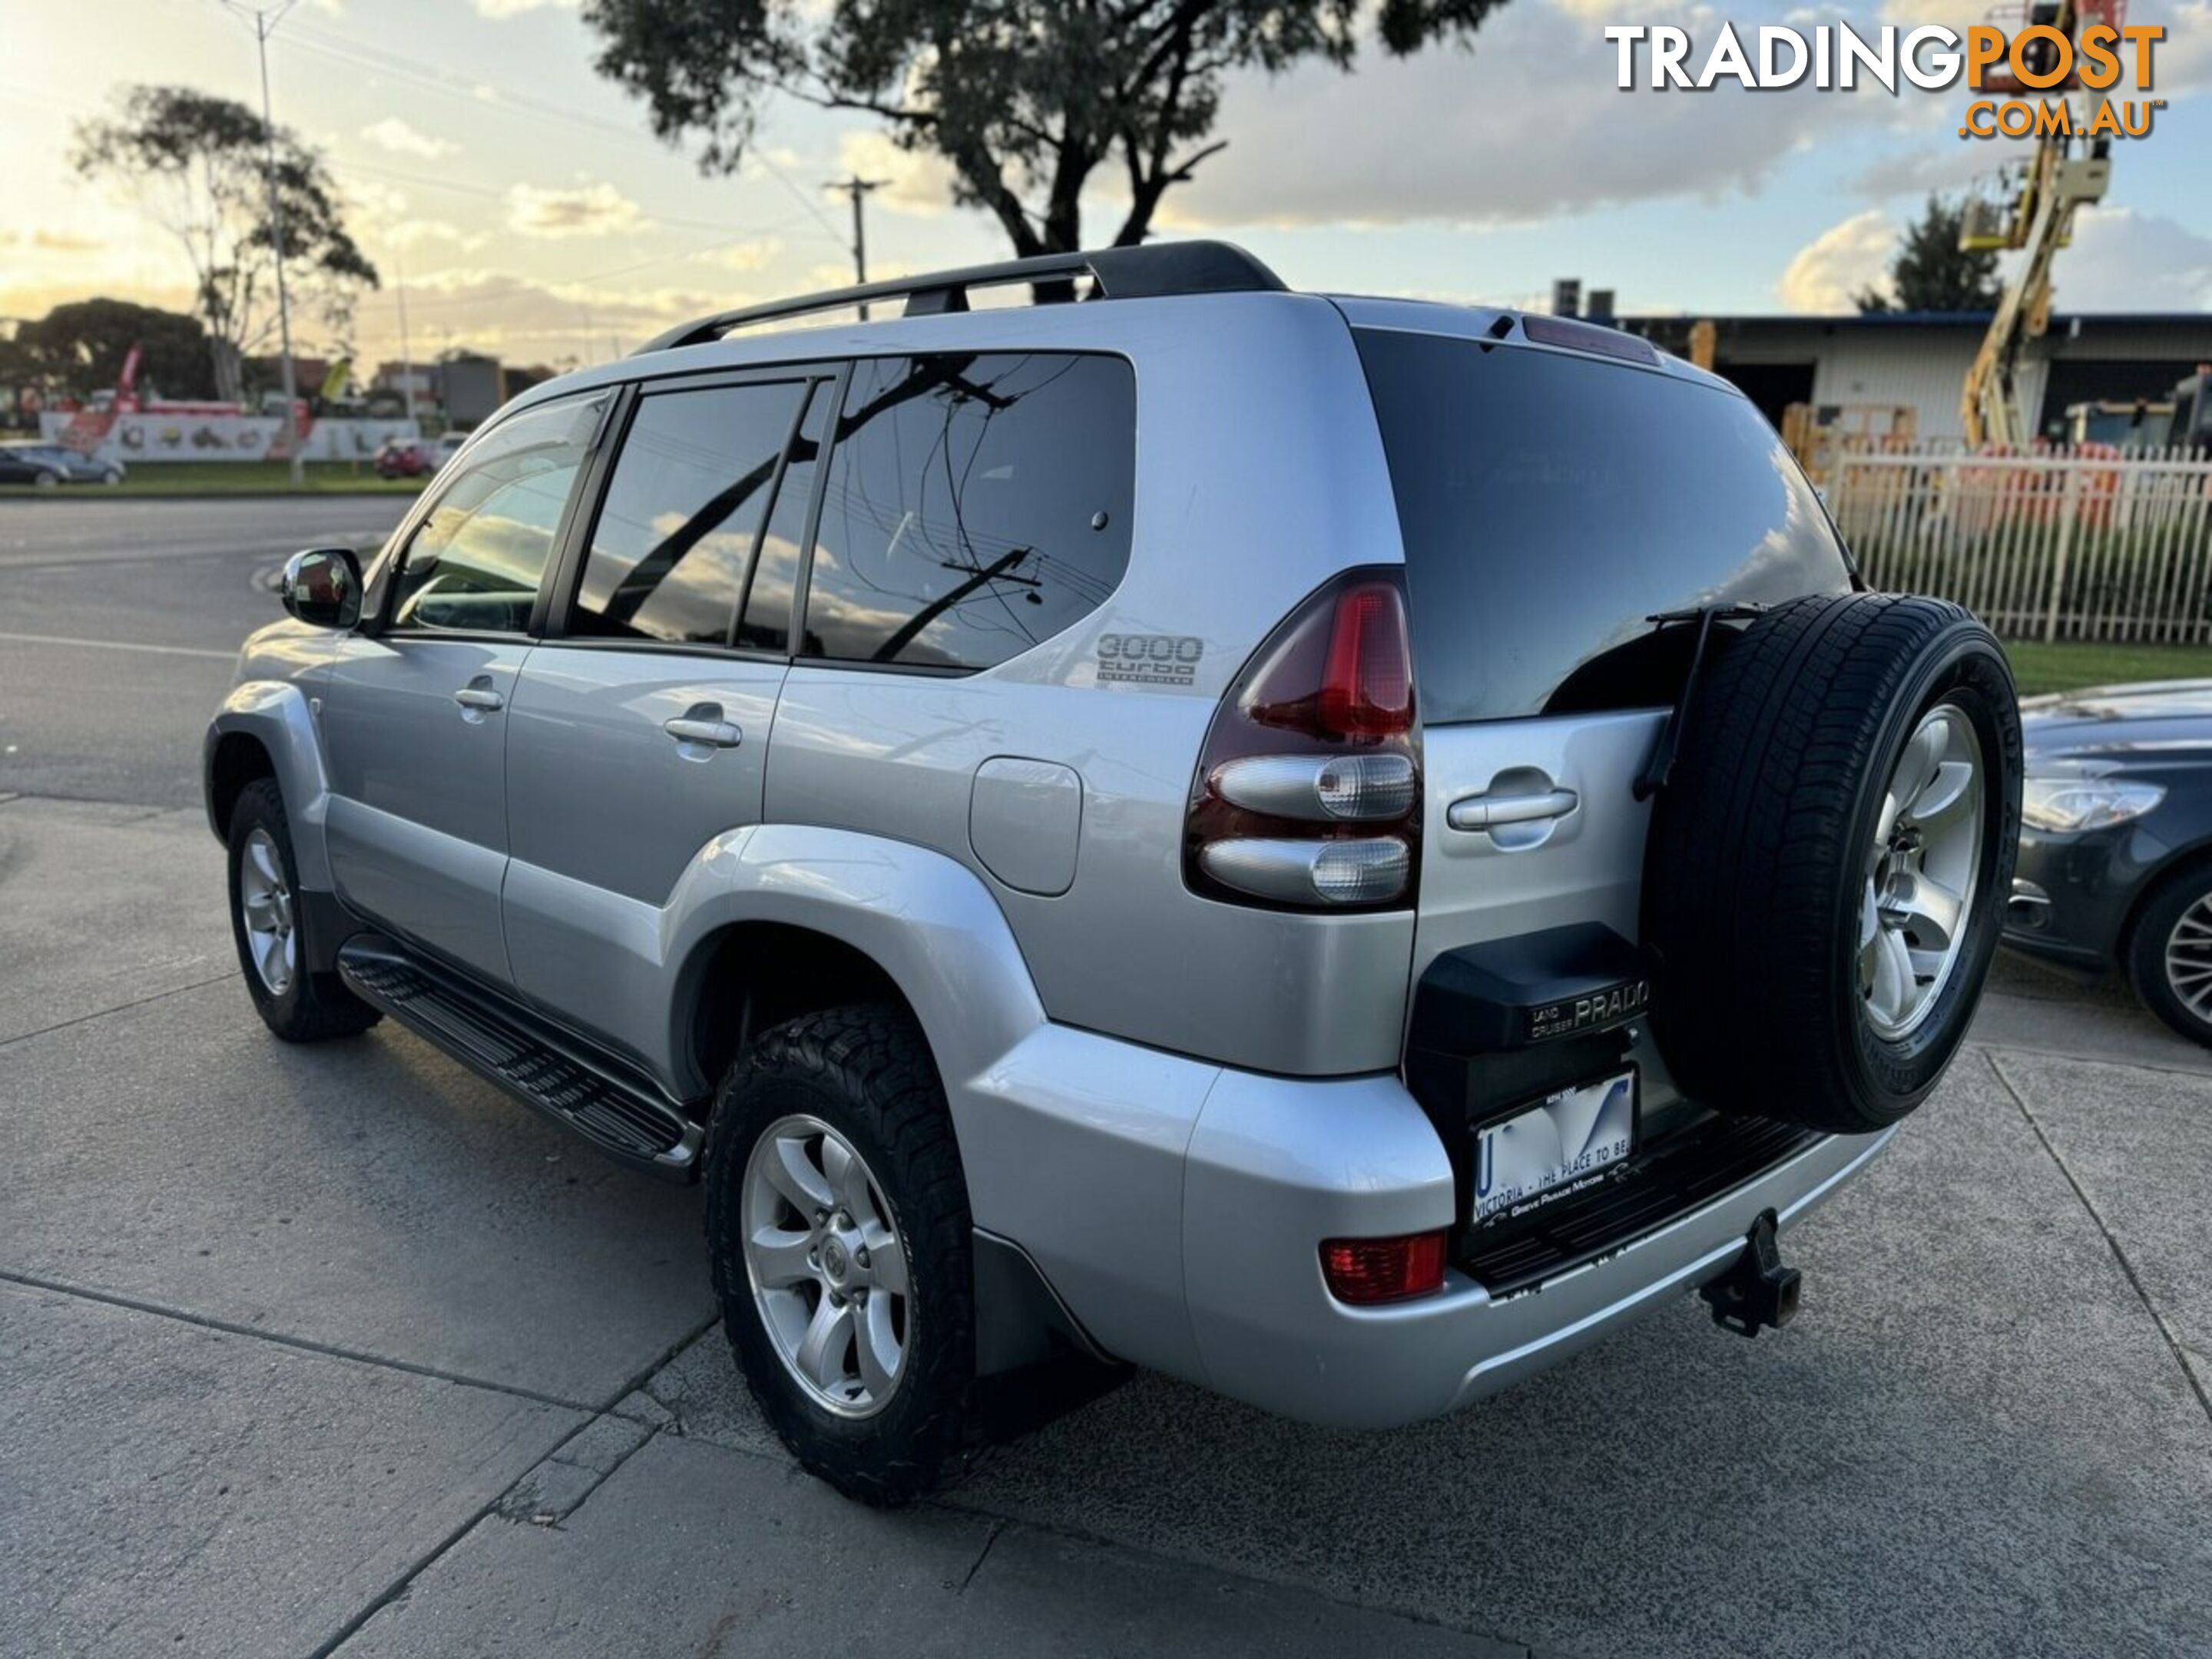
left=336, top=935, right=704, bottom=1180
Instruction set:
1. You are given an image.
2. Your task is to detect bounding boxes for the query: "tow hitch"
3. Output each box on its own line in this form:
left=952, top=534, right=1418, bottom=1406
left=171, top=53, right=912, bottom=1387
left=1700, top=1210, right=1800, bottom=1338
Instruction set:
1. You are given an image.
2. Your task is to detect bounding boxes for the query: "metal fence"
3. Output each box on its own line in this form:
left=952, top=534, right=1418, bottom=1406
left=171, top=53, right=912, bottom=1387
left=1829, top=446, right=2212, bottom=643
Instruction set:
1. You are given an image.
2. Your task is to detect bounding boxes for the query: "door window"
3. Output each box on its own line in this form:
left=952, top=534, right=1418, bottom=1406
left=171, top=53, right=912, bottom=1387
left=389, top=394, right=604, bottom=634
left=801, top=353, right=1135, bottom=670
left=569, top=379, right=812, bottom=647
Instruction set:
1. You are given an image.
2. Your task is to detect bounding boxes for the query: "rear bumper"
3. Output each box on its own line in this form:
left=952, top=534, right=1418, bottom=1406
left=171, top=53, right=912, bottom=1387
left=1184, top=1097, right=1888, bottom=1428
left=965, top=1024, right=1894, bottom=1429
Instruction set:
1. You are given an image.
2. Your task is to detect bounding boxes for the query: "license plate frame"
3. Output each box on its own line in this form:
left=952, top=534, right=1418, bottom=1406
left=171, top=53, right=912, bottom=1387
left=1471, top=1067, right=1638, bottom=1228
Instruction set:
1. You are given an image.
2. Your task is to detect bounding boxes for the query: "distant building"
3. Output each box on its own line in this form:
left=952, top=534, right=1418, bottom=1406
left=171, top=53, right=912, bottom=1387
left=502, top=363, right=558, bottom=401
left=1615, top=311, right=2212, bottom=444
left=437, top=352, right=505, bottom=428
left=372, top=360, right=442, bottom=414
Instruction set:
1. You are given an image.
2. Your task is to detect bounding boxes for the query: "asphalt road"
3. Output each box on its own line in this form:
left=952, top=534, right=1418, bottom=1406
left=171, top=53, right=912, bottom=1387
left=0, top=497, right=405, bottom=808
left=2, top=498, right=2208, bottom=1659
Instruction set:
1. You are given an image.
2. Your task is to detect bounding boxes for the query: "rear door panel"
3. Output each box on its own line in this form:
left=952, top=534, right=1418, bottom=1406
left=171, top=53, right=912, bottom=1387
left=498, top=369, right=826, bottom=1081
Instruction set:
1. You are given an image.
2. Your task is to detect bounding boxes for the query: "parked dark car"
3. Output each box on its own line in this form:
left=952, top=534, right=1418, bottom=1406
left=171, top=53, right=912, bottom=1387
left=2005, top=680, right=2212, bottom=1044
left=0, top=442, right=124, bottom=486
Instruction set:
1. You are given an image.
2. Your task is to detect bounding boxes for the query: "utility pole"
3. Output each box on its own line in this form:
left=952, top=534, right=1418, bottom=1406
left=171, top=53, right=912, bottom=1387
left=393, top=242, right=416, bottom=427
left=224, top=0, right=305, bottom=486
left=830, top=176, right=886, bottom=318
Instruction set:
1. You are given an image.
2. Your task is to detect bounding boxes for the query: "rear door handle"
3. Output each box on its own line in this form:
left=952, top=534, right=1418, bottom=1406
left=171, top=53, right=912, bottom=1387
left=664, top=709, right=742, bottom=749
left=1447, top=786, right=1578, bottom=831
left=452, top=681, right=504, bottom=712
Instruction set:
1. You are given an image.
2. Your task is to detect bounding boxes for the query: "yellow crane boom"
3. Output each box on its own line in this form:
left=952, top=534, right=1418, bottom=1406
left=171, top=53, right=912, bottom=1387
left=1959, top=0, right=2119, bottom=447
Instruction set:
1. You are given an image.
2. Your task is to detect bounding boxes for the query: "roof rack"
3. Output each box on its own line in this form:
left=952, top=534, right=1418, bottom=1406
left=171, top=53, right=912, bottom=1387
left=635, top=240, right=1286, bottom=356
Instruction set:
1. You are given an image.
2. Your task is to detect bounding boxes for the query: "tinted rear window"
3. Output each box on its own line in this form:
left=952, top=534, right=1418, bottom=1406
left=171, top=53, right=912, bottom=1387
left=1355, top=330, right=1854, bottom=725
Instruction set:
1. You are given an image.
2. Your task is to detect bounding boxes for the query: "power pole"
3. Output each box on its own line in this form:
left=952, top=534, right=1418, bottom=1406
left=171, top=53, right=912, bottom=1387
left=830, top=176, right=886, bottom=318
left=393, top=243, right=417, bottom=428
left=224, top=0, right=305, bottom=486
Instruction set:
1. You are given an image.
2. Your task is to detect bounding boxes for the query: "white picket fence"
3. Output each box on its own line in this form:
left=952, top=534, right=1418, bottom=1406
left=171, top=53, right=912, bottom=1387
left=1829, top=446, right=2212, bottom=643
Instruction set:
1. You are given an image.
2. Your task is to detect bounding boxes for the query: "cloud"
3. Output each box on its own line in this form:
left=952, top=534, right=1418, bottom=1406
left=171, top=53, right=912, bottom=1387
left=1850, top=144, right=2022, bottom=200
left=1778, top=210, right=1897, bottom=312
left=1159, top=5, right=1912, bottom=233
left=505, top=181, right=648, bottom=239
left=360, top=118, right=459, bottom=161
left=834, top=130, right=957, bottom=219
left=1878, top=0, right=1982, bottom=25
left=2045, top=207, right=2212, bottom=310
left=385, top=267, right=723, bottom=359
left=475, top=0, right=578, bottom=17
left=704, top=240, right=784, bottom=273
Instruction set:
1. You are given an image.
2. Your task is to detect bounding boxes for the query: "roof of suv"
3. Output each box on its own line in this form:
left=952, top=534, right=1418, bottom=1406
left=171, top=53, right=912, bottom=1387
left=624, top=238, right=1733, bottom=399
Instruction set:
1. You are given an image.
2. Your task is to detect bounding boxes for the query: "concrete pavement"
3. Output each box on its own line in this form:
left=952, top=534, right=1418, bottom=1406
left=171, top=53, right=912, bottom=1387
left=0, top=498, right=402, bottom=808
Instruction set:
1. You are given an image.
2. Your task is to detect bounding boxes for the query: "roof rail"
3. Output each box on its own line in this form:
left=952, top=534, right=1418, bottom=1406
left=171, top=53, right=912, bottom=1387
left=635, top=240, right=1286, bottom=356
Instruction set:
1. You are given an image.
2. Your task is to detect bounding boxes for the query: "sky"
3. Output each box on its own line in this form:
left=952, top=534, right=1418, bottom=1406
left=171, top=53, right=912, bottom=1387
left=3, top=0, right=2208, bottom=377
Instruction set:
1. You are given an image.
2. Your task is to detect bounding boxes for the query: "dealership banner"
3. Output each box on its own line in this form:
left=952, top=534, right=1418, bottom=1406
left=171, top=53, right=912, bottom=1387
left=37, top=412, right=422, bottom=464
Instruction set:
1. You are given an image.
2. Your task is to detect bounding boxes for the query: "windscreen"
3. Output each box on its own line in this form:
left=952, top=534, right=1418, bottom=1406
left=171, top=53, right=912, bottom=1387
left=1354, top=329, right=1855, bottom=726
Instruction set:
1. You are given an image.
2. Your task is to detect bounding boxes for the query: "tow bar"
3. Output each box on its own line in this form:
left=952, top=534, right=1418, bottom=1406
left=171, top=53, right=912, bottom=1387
left=1700, top=1210, right=1801, bottom=1338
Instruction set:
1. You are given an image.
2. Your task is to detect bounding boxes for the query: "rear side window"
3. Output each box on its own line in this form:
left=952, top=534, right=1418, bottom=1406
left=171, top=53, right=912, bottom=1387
left=571, top=379, right=810, bottom=647
left=1354, top=331, right=1854, bottom=724
left=801, top=353, right=1135, bottom=671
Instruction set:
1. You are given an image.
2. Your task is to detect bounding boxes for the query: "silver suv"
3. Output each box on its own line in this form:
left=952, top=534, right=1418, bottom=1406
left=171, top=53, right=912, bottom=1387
left=205, top=243, right=2021, bottom=1504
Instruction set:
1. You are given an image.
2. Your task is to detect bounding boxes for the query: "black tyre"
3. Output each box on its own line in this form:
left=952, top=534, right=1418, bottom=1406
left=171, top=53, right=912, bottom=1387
left=1644, top=593, right=2022, bottom=1134
left=704, top=1005, right=982, bottom=1506
left=2125, top=862, right=2212, bottom=1048
left=226, top=779, right=381, bottom=1042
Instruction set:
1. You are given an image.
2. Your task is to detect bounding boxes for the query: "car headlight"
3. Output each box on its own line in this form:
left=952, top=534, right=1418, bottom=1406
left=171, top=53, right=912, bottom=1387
left=2020, top=775, right=2166, bottom=833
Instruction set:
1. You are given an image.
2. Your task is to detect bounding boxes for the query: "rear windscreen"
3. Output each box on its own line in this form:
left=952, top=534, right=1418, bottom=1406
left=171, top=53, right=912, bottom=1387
left=1355, top=329, right=1854, bottom=725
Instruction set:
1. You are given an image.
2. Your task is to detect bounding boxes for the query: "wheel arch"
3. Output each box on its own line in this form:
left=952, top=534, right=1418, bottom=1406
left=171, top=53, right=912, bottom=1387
left=664, top=825, right=1049, bottom=1108
left=204, top=680, right=335, bottom=887
left=205, top=730, right=276, bottom=843
left=2118, top=836, right=2212, bottom=964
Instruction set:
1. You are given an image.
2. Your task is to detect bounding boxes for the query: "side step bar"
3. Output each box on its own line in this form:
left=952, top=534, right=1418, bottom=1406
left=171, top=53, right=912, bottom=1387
left=336, top=935, right=704, bottom=1181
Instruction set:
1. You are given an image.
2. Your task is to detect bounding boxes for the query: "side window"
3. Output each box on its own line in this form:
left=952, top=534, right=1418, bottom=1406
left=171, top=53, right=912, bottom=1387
left=802, top=353, right=1136, bottom=671
left=389, top=394, right=603, bottom=634
left=569, top=379, right=810, bottom=646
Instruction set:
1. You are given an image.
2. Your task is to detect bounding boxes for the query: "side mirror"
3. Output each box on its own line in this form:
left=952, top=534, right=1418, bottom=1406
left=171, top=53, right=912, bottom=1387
left=281, top=546, right=363, bottom=629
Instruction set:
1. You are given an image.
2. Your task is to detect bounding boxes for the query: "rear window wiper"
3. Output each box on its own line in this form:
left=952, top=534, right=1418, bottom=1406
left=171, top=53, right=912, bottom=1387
left=1632, top=602, right=1767, bottom=801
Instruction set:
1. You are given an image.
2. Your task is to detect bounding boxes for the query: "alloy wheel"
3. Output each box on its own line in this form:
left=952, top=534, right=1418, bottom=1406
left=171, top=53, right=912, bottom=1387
left=1859, top=703, right=1985, bottom=1040
left=2162, top=893, right=2212, bottom=1025
left=237, top=826, right=297, bottom=996
left=740, top=1113, right=910, bottom=1418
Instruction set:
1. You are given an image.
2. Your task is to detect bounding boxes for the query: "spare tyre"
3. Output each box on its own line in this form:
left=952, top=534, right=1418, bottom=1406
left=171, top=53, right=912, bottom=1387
left=1642, top=592, right=2022, bottom=1135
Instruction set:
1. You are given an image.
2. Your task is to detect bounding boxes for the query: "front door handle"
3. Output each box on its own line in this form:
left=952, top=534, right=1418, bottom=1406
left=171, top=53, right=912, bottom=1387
left=664, top=707, right=742, bottom=749
left=452, top=680, right=504, bottom=712
left=1447, top=786, right=1578, bottom=831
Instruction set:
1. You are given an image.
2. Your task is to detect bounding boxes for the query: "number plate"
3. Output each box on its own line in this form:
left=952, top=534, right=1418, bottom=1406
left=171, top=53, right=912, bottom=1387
left=1472, top=1070, right=1637, bottom=1226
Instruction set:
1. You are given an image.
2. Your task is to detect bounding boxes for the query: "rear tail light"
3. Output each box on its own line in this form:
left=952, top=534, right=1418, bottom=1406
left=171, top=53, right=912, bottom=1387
left=1184, top=569, right=1420, bottom=912
left=1319, top=583, right=1414, bottom=737
left=1320, top=1230, right=1449, bottom=1304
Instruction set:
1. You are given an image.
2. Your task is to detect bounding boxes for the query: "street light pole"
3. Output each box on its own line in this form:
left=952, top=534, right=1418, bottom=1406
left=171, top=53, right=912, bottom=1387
left=830, top=176, right=886, bottom=319
left=393, top=243, right=416, bottom=427
left=226, top=0, right=305, bottom=486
